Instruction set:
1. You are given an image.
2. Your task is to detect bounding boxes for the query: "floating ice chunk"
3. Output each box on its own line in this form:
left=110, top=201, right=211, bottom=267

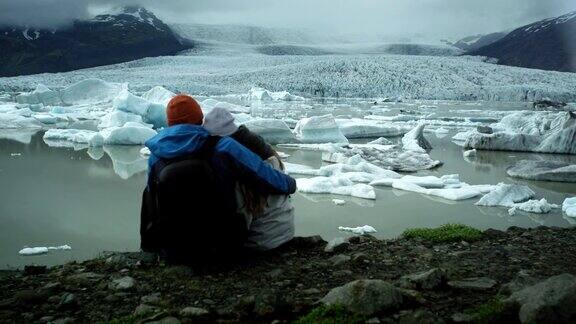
left=19, top=245, right=71, bottom=256
left=435, top=127, right=449, bottom=134
left=332, top=199, right=346, bottom=205
left=336, top=118, right=406, bottom=138
left=476, top=183, right=535, bottom=207
left=15, top=84, right=61, bottom=106
left=100, top=122, right=157, bottom=145
left=368, top=137, right=392, bottom=145
left=232, top=113, right=253, bottom=124
left=246, top=87, right=304, bottom=101
left=141, top=86, right=175, bottom=105
left=0, top=113, right=43, bottom=129
left=506, top=160, right=576, bottom=182
left=463, top=149, right=477, bottom=158
left=563, top=197, right=576, bottom=218
left=99, top=110, right=144, bottom=129
left=214, top=101, right=250, bottom=113
left=294, top=114, right=348, bottom=144
left=508, top=198, right=559, bottom=215
left=465, top=111, right=576, bottom=154
left=296, top=176, right=376, bottom=200
left=276, top=151, right=290, bottom=158
left=338, top=225, right=377, bottom=235
left=140, top=147, right=151, bottom=156
left=402, top=122, right=432, bottom=152
left=248, top=87, right=273, bottom=101
left=242, top=119, right=295, bottom=144
left=113, top=89, right=152, bottom=116
left=43, top=129, right=104, bottom=147
left=284, top=162, right=315, bottom=174
left=60, top=79, right=127, bottom=105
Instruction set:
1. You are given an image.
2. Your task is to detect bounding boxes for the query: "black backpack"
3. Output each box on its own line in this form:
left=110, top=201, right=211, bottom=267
left=140, top=136, right=247, bottom=264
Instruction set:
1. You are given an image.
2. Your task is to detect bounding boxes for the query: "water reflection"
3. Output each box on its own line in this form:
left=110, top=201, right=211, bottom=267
left=101, top=146, right=148, bottom=180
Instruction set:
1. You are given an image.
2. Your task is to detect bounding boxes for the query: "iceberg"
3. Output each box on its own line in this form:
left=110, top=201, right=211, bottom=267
left=18, top=245, right=71, bottom=256
left=242, top=119, right=296, bottom=144
left=141, top=86, right=175, bottom=105
left=465, top=111, right=576, bottom=154
left=0, top=113, right=43, bottom=129
left=99, top=110, right=144, bottom=129
left=43, top=129, right=104, bottom=147
left=100, top=122, right=157, bottom=145
left=402, top=122, right=432, bottom=152
left=563, top=197, right=576, bottom=218
left=476, top=183, right=535, bottom=207
left=16, top=79, right=127, bottom=106
left=294, top=114, right=349, bottom=144
left=112, top=89, right=167, bottom=129
left=336, top=118, right=407, bottom=139
left=246, top=87, right=304, bottom=101
left=296, top=176, right=376, bottom=200
left=338, top=225, right=377, bottom=235
left=507, top=198, right=559, bottom=215
left=506, top=160, right=576, bottom=182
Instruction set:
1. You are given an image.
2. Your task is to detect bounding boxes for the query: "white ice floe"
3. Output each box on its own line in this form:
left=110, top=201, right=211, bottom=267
left=368, top=137, right=392, bottom=145
left=16, top=79, right=127, bottom=106
left=0, top=129, right=40, bottom=144
left=332, top=199, right=346, bottom=205
left=113, top=89, right=167, bottom=128
left=99, top=110, right=145, bottom=129
left=338, top=225, right=377, bottom=235
left=242, top=119, right=295, bottom=144
left=141, top=86, right=175, bottom=105
left=294, top=114, right=349, bottom=144
left=0, top=113, right=43, bottom=129
left=402, top=122, right=432, bottom=152
left=506, top=160, right=576, bottom=182
left=563, top=197, right=576, bottom=217
left=201, top=98, right=250, bottom=114
left=465, top=111, right=576, bottom=154
left=245, top=87, right=304, bottom=101
left=296, top=176, right=376, bottom=200
left=476, top=183, right=535, bottom=207
left=463, top=149, right=477, bottom=158
left=508, top=199, right=559, bottom=216
left=336, top=118, right=407, bottom=139
left=140, top=147, right=151, bottom=156
left=43, top=129, right=104, bottom=147
left=100, top=122, right=157, bottom=145
left=19, top=245, right=71, bottom=256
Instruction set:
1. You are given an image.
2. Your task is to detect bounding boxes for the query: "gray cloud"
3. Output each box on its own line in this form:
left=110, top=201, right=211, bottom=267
left=1, top=0, right=575, bottom=40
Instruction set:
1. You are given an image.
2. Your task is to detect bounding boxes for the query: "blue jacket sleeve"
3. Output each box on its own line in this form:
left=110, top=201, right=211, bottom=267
left=214, top=137, right=297, bottom=195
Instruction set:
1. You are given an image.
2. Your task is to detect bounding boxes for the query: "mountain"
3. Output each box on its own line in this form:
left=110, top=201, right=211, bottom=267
left=469, top=11, right=576, bottom=72
left=446, top=32, right=508, bottom=52
left=0, top=7, right=191, bottom=77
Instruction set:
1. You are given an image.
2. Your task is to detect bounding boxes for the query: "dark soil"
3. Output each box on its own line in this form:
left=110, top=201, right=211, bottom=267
left=1, top=226, right=576, bottom=323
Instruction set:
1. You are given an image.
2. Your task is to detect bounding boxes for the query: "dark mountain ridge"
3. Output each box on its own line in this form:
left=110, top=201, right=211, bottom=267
left=0, top=7, right=191, bottom=77
left=469, top=11, right=576, bottom=72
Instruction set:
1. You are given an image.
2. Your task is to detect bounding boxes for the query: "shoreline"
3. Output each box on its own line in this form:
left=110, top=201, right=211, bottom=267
left=2, top=225, right=576, bottom=323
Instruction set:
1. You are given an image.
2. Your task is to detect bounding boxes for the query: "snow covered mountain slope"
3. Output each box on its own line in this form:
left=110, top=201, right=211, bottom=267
left=446, top=32, right=508, bottom=52
left=469, top=11, right=576, bottom=72
left=2, top=54, right=575, bottom=102
left=0, top=7, right=191, bottom=77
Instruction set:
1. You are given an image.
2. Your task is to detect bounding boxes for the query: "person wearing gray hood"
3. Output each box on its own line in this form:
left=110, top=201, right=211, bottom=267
left=203, top=107, right=295, bottom=251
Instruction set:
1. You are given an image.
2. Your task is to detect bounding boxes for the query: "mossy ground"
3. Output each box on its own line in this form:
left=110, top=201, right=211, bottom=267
left=402, top=223, right=483, bottom=243
left=295, top=305, right=365, bottom=324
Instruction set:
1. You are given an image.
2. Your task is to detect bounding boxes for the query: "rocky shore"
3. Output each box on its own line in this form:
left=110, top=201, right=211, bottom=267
left=2, top=225, right=576, bottom=323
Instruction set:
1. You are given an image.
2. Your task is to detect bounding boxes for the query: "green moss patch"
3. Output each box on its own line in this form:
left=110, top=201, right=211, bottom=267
left=295, top=305, right=365, bottom=324
left=402, top=224, right=483, bottom=243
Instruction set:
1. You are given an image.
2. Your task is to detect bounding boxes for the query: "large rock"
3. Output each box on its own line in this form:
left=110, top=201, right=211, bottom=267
left=506, top=160, right=576, bottom=183
left=505, top=273, right=576, bottom=324
left=320, top=279, right=404, bottom=316
left=399, top=268, right=446, bottom=290
left=109, top=276, right=136, bottom=291
left=448, top=277, right=497, bottom=290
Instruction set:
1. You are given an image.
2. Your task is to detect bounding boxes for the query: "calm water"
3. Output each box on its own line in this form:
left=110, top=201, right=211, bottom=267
left=1, top=101, right=575, bottom=269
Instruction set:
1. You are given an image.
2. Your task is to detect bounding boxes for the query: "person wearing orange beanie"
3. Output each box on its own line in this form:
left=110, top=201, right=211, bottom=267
left=166, top=94, right=204, bottom=126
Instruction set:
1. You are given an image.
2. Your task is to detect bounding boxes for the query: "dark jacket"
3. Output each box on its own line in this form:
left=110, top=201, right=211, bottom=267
left=230, top=125, right=275, bottom=161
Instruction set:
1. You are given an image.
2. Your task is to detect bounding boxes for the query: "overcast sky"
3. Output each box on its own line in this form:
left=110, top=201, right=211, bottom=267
left=1, top=0, right=575, bottom=40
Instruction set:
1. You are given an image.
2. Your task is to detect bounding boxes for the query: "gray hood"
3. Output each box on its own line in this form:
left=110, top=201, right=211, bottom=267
left=203, top=107, right=239, bottom=136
